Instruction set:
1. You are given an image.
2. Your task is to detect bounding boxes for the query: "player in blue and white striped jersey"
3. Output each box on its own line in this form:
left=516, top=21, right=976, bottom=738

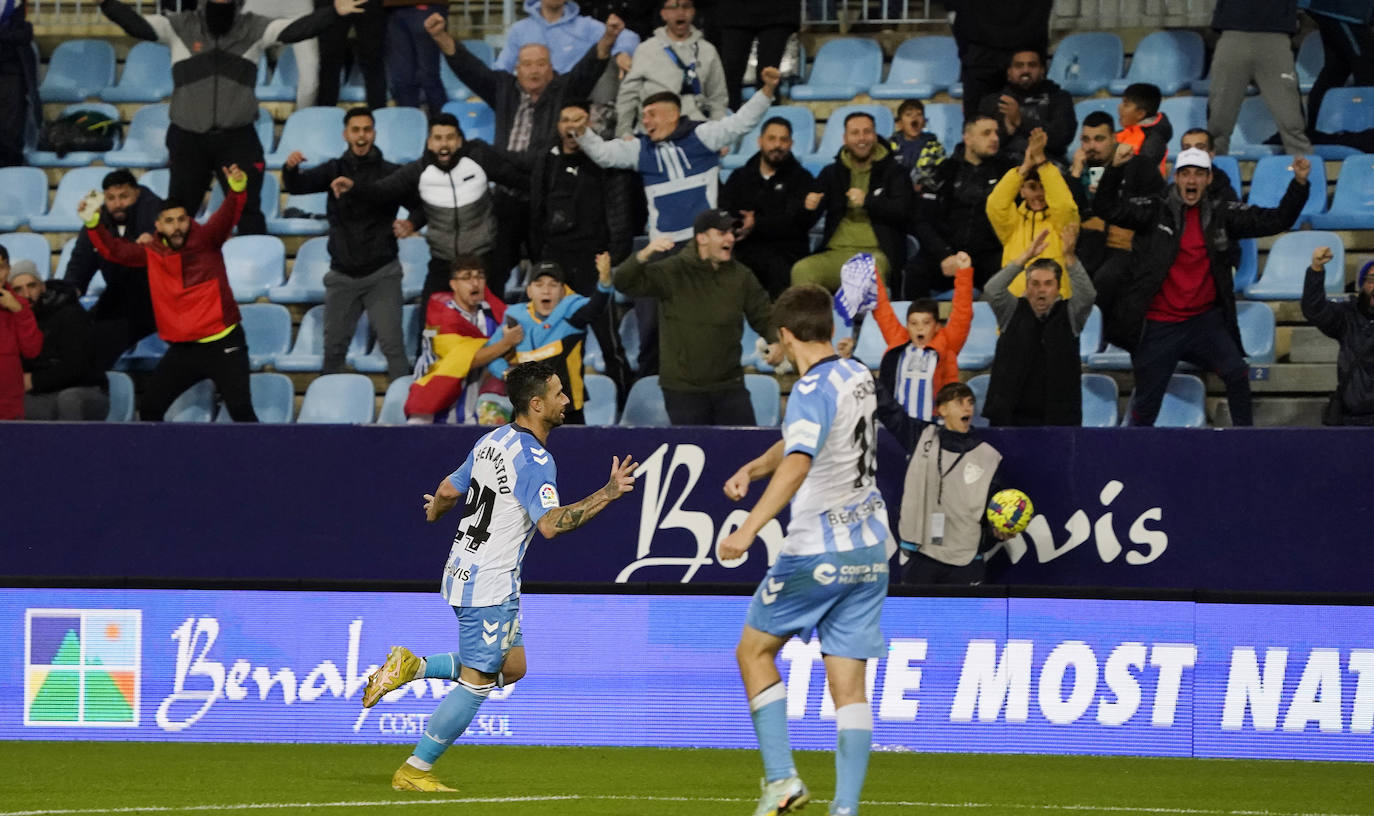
left=360, top=360, right=638, bottom=793
left=720, top=284, right=896, bottom=816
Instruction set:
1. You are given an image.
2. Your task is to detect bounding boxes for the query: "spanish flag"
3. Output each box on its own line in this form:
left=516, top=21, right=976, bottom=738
left=405, top=287, right=507, bottom=419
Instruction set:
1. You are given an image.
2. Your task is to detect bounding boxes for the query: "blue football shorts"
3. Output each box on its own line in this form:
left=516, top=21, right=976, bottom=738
left=744, top=546, right=890, bottom=659
left=452, top=598, right=524, bottom=674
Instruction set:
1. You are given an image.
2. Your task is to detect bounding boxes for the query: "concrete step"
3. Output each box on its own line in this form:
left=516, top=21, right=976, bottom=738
left=1288, top=326, right=1340, bottom=363
left=1211, top=396, right=1330, bottom=428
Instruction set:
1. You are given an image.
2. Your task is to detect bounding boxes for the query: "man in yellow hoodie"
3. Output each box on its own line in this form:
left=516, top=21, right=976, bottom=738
left=985, top=127, right=1078, bottom=298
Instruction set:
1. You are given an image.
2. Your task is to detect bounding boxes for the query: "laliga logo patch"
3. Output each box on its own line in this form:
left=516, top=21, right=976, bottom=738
left=812, top=564, right=837, bottom=586
left=539, top=483, right=559, bottom=509
left=964, top=463, right=985, bottom=485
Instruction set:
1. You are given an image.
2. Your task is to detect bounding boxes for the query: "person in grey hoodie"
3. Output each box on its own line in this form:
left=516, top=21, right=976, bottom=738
left=498, top=0, right=639, bottom=75
left=614, top=0, right=727, bottom=137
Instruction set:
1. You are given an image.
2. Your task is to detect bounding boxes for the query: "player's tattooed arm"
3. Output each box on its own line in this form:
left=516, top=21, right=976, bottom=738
left=424, top=479, right=463, bottom=523
left=537, top=454, right=639, bottom=538
left=723, top=439, right=785, bottom=501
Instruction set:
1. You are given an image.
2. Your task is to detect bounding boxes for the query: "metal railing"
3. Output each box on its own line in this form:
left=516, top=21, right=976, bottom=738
left=800, top=0, right=1216, bottom=29
left=801, top=0, right=942, bottom=27
left=28, top=0, right=517, bottom=34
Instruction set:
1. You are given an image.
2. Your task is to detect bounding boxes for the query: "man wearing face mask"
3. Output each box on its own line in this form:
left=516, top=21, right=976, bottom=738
left=1094, top=144, right=1309, bottom=427
left=1304, top=250, right=1374, bottom=426
left=98, top=0, right=365, bottom=235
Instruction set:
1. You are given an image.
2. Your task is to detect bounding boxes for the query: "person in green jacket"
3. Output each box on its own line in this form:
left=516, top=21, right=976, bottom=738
left=614, top=209, right=782, bottom=425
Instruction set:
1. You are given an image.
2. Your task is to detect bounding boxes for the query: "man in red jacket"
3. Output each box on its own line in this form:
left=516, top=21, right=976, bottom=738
left=80, top=164, right=258, bottom=422
left=0, top=247, right=43, bottom=420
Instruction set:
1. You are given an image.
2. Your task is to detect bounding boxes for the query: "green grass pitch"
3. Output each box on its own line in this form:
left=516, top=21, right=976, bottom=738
left=1, top=742, right=1371, bottom=816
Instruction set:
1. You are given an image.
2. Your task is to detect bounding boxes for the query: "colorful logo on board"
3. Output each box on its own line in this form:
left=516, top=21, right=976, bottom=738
left=25, top=609, right=140, bottom=727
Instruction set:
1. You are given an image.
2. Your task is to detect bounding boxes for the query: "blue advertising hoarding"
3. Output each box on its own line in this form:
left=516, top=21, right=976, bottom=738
left=6, top=587, right=1372, bottom=761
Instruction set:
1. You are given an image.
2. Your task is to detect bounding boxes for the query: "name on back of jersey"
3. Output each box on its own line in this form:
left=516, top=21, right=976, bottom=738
left=826, top=493, right=886, bottom=528
left=476, top=445, right=514, bottom=494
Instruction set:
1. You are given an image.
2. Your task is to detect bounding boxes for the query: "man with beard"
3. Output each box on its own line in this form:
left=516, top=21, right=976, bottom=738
left=719, top=116, right=818, bottom=298
left=284, top=107, right=419, bottom=381
left=97, top=0, right=365, bottom=235
left=9, top=264, right=108, bottom=421
left=1094, top=144, right=1310, bottom=427
left=950, top=0, right=1053, bottom=123
left=1304, top=249, right=1374, bottom=426
left=977, top=48, right=1075, bottom=164
left=79, top=164, right=259, bottom=422
left=615, top=0, right=728, bottom=137
left=64, top=170, right=161, bottom=371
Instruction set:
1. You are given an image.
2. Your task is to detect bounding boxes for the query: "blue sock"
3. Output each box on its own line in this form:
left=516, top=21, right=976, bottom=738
left=413, top=678, right=491, bottom=764
left=831, top=702, right=873, bottom=816
left=749, top=683, right=795, bottom=782
left=422, top=652, right=460, bottom=680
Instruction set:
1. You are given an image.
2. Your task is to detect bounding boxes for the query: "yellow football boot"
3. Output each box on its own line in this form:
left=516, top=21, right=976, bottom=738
left=362, top=646, right=421, bottom=708
left=391, top=762, right=458, bottom=792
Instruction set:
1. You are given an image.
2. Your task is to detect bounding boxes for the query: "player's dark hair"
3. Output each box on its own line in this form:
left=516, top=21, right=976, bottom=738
left=157, top=198, right=189, bottom=217
left=760, top=116, right=792, bottom=136
left=561, top=98, right=591, bottom=115
left=935, top=381, right=974, bottom=408
left=343, top=107, right=374, bottom=127
left=102, top=169, right=138, bottom=190
left=907, top=298, right=940, bottom=322
left=1026, top=257, right=1063, bottom=283
left=964, top=114, right=999, bottom=133
left=772, top=284, right=834, bottom=343
left=1182, top=127, right=1214, bottom=151
left=429, top=113, right=464, bottom=139
left=451, top=254, right=486, bottom=278
left=843, top=111, right=875, bottom=130
left=1082, top=111, right=1115, bottom=132
left=1122, top=82, right=1162, bottom=117
left=507, top=360, right=558, bottom=417
left=897, top=99, right=925, bottom=118
left=642, top=91, right=682, bottom=110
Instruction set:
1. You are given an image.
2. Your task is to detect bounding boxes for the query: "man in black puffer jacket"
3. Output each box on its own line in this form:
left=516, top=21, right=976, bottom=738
left=284, top=107, right=425, bottom=380
left=10, top=267, right=107, bottom=421
left=1303, top=251, right=1374, bottom=426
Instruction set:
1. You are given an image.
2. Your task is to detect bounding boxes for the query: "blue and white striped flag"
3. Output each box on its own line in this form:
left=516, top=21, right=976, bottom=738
left=834, top=252, right=878, bottom=327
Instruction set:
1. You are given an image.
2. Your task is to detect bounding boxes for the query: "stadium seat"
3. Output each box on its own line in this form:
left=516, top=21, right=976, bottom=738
left=1226, top=97, right=1283, bottom=160
left=853, top=305, right=905, bottom=369
left=223, top=235, right=286, bottom=302
left=584, top=326, right=605, bottom=373
left=1233, top=238, right=1259, bottom=291
left=1210, top=155, right=1243, bottom=198
left=238, top=303, right=293, bottom=370
left=441, top=100, right=496, bottom=144
left=336, top=60, right=370, bottom=104
left=744, top=373, right=782, bottom=426
left=29, top=166, right=112, bottom=231
left=1314, top=88, right=1374, bottom=160
left=869, top=35, right=959, bottom=99
left=1086, top=343, right=1132, bottom=370
left=922, top=103, right=962, bottom=154
left=801, top=104, right=895, bottom=167
left=1080, top=374, right=1119, bottom=427
left=100, top=42, right=173, bottom=103
left=966, top=373, right=990, bottom=428
left=721, top=105, right=815, bottom=170
left=0, top=167, right=48, bottom=231
left=1107, top=31, right=1204, bottom=96
left=790, top=38, right=883, bottom=101
left=582, top=373, right=618, bottom=425
left=1236, top=301, right=1276, bottom=363
left=1079, top=305, right=1103, bottom=361
left=1243, top=230, right=1345, bottom=300
left=112, top=332, right=168, bottom=372
left=39, top=39, right=115, bottom=102
left=440, top=56, right=471, bottom=101
left=956, top=302, right=997, bottom=370
left=297, top=373, right=376, bottom=424
left=1158, top=96, right=1207, bottom=136
left=1154, top=373, right=1207, bottom=428
left=265, top=106, right=348, bottom=169
left=256, top=47, right=298, bottom=103
left=267, top=236, right=329, bottom=303
left=54, top=237, right=77, bottom=283
left=377, top=375, right=414, bottom=424
left=618, top=375, right=669, bottom=426
left=164, top=379, right=216, bottom=423
left=215, top=372, right=295, bottom=423
left=1297, top=32, right=1324, bottom=93
left=374, top=106, right=427, bottom=163
left=1308, top=154, right=1374, bottom=230
left=25, top=102, right=123, bottom=167
left=104, top=103, right=171, bottom=168
left=266, top=192, right=329, bottom=236
left=1047, top=32, right=1123, bottom=96
left=349, top=306, right=416, bottom=373
left=619, top=309, right=640, bottom=372
left=256, top=106, right=276, bottom=155
left=0, top=232, right=53, bottom=279
left=1247, top=154, right=1326, bottom=223
left=1074, top=97, right=1120, bottom=127
left=139, top=168, right=171, bottom=200
left=204, top=171, right=281, bottom=223
left=105, top=371, right=135, bottom=421
left=399, top=237, right=429, bottom=300
left=463, top=39, right=496, bottom=68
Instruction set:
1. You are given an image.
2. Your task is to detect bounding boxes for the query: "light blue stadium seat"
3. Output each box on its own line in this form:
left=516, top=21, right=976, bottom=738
left=297, top=373, right=376, bottom=423
left=1087, top=343, right=1132, bottom=370
left=464, top=39, right=495, bottom=67
left=870, top=36, right=959, bottom=99
left=1227, top=97, right=1283, bottom=160
left=1244, top=230, right=1345, bottom=300
left=1107, top=31, right=1203, bottom=96
left=802, top=104, right=895, bottom=167
left=268, top=236, right=329, bottom=303
left=139, top=167, right=171, bottom=200
left=584, top=326, right=606, bottom=373
left=1154, top=373, right=1207, bottom=428
left=744, top=373, right=781, bottom=425
left=29, top=166, right=111, bottom=231
left=582, top=373, right=618, bottom=425
left=266, top=191, right=329, bottom=236
left=104, top=103, right=170, bottom=168
left=223, top=235, right=286, bottom=302
left=739, top=316, right=774, bottom=373
left=374, top=106, right=427, bottom=163
left=1210, top=154, right=1243, bottom=198
left=440, top=57, right=471, bottom=101
left=256, top=106, right=275, bottom=155
left=441, top=100, right=495, bottom=144
left=399, top=237, right=430, bottom=300
left=204, top=170, right=281, bottom=223
left=39, top=39, right=115, bottom=102
left=1235, top=301, right=1276, bottom=363
left=1074, top=97, right=1120, bottom=127
left=721, top=105, right=815, bottom=170
left=852, top=304, right=905, bottom=369
left=256, top=47, right=298, bottom=103
left=101, top=42, right=173, bottom=103
left=105, top=371, right=135, bottom=421
left=619, top=309, right=640, bottom=372
left=0, top=167, right=48, bottom=231
left=1308, top=154, right=1374, bottom=229
left=26, top=102, right=123, bottom=167
left=790, top=38, right=883, bottom=101
left=618, top=375, right=669, bottom=426
left=337, top=60, right=370, bottom=103
left=265, top=106, right=348, bottom=169
left=922, top=103, right=962, bottom=154
left=1314, top=88, right=1374, bottom=160
left=1297, top=32, right=1324, bottom=94
left=0, top=232, right=53, bottom=279
left=215, top=372, right=295, bottom=423
left=956, top=302, right=997, bottom=370
left=1248, top=154, right=1326, bottom=225
left=1159, top=96, right=1207, bottom=136
left=238, top=303, right=293, bottom=370
left=966, top=373, right=990, bottom=428
left=55, top=237, right=77, bottom=283
left=1079, top=305, right=1103, bottom=361
left=377, top=375, right=414, bottom=424
left=1233, top=238, right=1259, bottom=291
left=1080, top=373, right=1119, bottom=427
left=338, top=311, right=378, bottom=371
left=113, top=332, right=168, bottom=372
left=165, top=379, right=216, bottom=423
left=349, top=305, right=418, bottom=373
left=1047, top=32, right=1123, bottom=96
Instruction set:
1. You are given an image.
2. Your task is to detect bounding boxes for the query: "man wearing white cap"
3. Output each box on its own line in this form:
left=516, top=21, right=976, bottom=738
left=1093, top=144, right=1310, bottom=426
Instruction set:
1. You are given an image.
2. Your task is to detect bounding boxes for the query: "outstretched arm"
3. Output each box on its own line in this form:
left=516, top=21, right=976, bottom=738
left=200, top=165, right=250, bottom=246
left=80, top=193, right=148, bottom=268
left=536, top=455, right=638, bottom=538
left=98, top=0, right=158, bottom=41
left=694, top=68, right=781, bottom=151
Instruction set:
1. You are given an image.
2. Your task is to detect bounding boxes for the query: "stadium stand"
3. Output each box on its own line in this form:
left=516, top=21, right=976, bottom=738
left=1081, top=373, right=1120, bottom=427
left=38, top=38, right=115, bottom=102
left=1308, top=154, right=1374, bottom=230
left=238, top=303, right=293, bottom=370
left=216, top=373, right=295, bottom=424
left=297, top=373, right=375, bottom=424
left=744, top=373, right=782, bottom=426
left=1106, top=30, right=1204, bottom=96
left=266, top=237, right=329, bottom=303
left=582, top=373, right=618, bottom=426
left=1312, top=87, right=1374, bottom=160
left=377, top=375, right=414, bottom=425
left=100, top=42, right=173, bottom=104
left=164, top=379, right=216, bottom=423
left=264, top=106, right=348, bottom=169
left=373, top=106, right=427, bottom=164
left=26, top=102, right=123, bottom=168
left=29, top=166, right=120, bottom=232
left=222, top=235, right=286, bottom=302
left=440, top=100, right=496, bottom=145
left=869, top=36, right=960, bottom=99
left=956, top=302, right=998, bottom=371
left=1227, top=97, right=1284, bottom=160
left=104, top=371, right=135, bottom=422
left=1154, top=373, right=1208, bottom=428
left=790, top=37, right=883, bottom=101
left=0, top=232, right=53, bottom=279
left=255, top=47, right=299, bottom=104
left=1046, top=32, right=1123, bottom=96
left=105, top=104, right=171, bottom=168
left=619, top=375, right=669, bottom=427
left=1244, top=230, right=1345, bottom=300
left=0, top=167, right=48, bottom=231
left=721, top=105, right=815, bottom=170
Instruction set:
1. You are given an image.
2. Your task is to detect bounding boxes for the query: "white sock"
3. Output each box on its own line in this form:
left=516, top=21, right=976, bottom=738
left=415, top=657, right=427, bottom=677
left=405, top=755, right=433, bottom=772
